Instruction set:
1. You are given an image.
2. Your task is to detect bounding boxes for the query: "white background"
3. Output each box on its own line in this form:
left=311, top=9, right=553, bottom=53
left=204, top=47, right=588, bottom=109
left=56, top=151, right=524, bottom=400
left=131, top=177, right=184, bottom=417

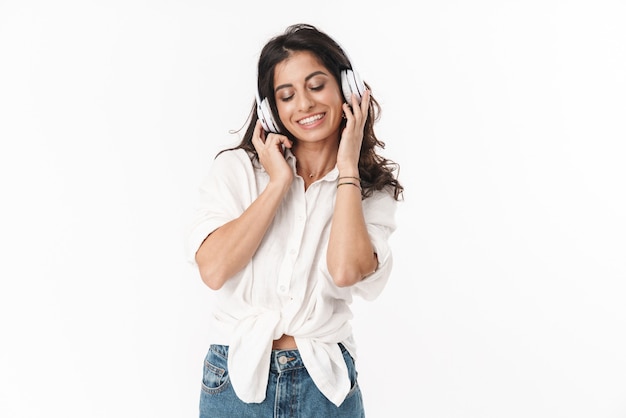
left=1, top=1, right=625, bottom=417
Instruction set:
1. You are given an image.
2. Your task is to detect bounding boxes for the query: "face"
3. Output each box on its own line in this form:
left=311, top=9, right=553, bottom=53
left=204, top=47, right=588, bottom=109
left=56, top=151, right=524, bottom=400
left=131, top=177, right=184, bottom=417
left=273, top=51, right=344, bottom=144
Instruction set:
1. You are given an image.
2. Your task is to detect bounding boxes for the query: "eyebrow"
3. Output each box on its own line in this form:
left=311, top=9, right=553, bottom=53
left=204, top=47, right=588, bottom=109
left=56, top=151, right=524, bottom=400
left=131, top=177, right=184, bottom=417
left=274, top=71, right=328, bottom=93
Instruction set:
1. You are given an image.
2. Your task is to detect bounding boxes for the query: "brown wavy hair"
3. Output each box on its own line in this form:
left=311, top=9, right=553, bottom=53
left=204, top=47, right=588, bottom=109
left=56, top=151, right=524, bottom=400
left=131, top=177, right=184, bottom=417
left=221, top=23, right=403, bottom=200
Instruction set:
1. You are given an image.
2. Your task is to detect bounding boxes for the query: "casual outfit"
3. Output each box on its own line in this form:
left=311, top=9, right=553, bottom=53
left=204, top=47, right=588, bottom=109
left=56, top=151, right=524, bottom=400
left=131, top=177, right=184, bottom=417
left=187, top=148, right=397, bottom=416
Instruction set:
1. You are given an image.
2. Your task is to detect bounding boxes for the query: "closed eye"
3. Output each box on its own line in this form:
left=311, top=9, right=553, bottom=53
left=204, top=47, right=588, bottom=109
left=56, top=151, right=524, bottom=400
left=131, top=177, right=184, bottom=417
left=278, top=83, right=325, bottom=102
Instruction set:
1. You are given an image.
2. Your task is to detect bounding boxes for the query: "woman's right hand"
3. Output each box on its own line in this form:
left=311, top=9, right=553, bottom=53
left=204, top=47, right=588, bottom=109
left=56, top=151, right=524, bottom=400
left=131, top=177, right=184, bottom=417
left=251, top=120, right=294, bottom=187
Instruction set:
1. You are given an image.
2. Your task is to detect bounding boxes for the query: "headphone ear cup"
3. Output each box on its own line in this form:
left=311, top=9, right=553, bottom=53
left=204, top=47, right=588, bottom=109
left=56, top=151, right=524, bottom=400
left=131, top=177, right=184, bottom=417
left=341, top=69, right=365, bottom=104
left=257, top=97, right=280, bottom=133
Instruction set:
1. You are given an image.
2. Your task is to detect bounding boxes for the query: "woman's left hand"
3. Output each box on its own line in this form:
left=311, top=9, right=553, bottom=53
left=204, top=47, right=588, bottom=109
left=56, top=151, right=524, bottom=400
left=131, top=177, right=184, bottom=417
left=336, top=89, right=370, bottom=174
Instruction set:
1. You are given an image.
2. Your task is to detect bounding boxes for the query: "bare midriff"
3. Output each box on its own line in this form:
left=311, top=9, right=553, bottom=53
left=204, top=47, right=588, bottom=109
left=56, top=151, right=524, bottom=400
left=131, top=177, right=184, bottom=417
left=272, top=334, right=297, bottom=350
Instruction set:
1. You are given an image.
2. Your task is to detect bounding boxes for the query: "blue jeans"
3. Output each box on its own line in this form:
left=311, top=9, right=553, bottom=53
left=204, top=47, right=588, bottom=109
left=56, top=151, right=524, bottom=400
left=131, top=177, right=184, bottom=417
left=199, top=344, right=365, bottom=417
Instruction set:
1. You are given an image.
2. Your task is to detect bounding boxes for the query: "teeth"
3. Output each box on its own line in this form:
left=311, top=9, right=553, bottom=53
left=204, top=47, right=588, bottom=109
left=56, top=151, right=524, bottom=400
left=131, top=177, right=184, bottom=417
left=298, top=114, right=323, bottom=125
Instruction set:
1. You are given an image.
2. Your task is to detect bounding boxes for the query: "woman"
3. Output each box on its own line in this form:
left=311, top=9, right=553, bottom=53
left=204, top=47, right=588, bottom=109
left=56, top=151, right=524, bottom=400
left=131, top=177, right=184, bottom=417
left=188, top=23, right=403, bottom=417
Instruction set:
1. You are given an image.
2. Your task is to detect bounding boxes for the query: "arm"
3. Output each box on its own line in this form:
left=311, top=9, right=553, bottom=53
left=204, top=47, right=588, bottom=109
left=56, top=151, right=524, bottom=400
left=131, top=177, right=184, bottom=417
left=327, top=174, right=378, bottom=287
left=195, top=122, right=293, bottom=290
left=327, top=90, right=378, bottom=287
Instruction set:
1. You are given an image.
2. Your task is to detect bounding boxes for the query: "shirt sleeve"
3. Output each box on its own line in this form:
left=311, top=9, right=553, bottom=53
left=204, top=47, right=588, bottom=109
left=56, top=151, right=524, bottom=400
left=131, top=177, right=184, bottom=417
left=185, top=149, right=257, bottom=266
left=351, top=189, right=398, bottom=300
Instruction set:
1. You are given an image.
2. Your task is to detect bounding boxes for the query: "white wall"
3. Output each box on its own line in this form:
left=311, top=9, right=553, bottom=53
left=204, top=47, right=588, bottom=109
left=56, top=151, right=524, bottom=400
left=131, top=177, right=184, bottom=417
left=1, top=1, right=625, bottom=417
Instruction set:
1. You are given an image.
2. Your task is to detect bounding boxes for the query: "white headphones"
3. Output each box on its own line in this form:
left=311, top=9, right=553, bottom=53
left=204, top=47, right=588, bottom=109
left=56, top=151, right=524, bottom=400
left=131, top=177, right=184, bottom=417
left=256, top=69, right=365, bottom=133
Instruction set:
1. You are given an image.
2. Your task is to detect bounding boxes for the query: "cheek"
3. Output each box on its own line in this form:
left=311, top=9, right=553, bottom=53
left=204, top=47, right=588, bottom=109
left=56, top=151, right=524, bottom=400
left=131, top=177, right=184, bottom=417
left=321, top=86, right=343, bottom=104
left=327, top=92, right=346, bottom=114
left=275, top=102, right=293, bottom=123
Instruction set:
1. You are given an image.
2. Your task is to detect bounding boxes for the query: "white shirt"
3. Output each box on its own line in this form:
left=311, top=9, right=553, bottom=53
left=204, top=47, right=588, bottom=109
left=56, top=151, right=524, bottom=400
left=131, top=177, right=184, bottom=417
left=187, top=148, right=397, bottom=407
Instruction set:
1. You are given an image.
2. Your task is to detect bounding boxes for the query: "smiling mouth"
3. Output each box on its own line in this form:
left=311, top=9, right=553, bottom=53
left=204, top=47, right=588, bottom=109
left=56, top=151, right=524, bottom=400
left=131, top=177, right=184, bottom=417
left=298, top=113, right=324, bottom=126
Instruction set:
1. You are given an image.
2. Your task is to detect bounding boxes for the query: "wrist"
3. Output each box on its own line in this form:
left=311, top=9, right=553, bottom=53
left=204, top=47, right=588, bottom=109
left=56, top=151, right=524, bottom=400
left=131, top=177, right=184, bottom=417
left=337, top=166, right=359, bottom=178
left=267, top=175, right=293, bottom=195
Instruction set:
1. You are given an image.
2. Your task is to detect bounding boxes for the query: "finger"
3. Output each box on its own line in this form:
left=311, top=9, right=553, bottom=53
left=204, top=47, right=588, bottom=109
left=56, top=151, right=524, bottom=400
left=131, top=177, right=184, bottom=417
left=251, top=120, right=265, bottom=150
left=273, top=135, right=294, bottom=154
left=342, top=102, right=353, bottom=122
left=360, top=89, right=371, bottom=114
left=350, top=95, right=364, bottom=126
left=351, top=92, right=361, bottom=112
left=257, top=120, right=267, bottom=141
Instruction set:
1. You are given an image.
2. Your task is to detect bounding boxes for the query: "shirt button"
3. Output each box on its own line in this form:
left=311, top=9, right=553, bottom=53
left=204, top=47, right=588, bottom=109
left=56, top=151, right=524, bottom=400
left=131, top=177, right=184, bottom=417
left=278, top=285, right=286, bottom=292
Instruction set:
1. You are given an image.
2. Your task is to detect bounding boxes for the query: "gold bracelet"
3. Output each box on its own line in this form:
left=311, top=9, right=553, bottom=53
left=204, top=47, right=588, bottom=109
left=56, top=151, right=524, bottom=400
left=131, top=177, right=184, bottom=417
left=338, top=176, right=361, bottom=181
left=337, top=181, right=362, bottom=190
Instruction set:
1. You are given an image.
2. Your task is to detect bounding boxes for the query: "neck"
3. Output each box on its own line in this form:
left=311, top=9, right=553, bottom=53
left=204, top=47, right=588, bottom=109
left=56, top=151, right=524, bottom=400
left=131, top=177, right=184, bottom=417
left=297, top=162, right=335, bottom=180
left=293, top=142, right=338, bottom=181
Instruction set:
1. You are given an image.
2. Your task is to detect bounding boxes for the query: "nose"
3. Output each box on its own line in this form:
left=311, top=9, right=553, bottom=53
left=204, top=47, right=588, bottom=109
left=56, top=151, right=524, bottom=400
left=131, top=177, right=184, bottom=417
left=297, top=91, right=314, bottom=111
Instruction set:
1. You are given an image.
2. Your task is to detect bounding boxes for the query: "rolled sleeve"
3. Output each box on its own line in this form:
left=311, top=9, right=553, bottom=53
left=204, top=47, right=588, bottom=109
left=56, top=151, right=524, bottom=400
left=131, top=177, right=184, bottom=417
left=186, top=149, right=257, bottom=265
left=351, top=189, right=398, bottom=300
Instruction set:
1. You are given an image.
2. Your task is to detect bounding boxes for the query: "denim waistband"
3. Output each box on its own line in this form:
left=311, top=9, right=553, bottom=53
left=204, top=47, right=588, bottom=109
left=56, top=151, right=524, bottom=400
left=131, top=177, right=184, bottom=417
left=209, top=343, right=346, bottom=374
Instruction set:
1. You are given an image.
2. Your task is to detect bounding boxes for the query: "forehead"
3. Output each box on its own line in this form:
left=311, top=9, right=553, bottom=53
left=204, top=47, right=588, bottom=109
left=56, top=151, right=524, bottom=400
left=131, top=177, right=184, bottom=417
left=273, top=51, right=328, bottom=84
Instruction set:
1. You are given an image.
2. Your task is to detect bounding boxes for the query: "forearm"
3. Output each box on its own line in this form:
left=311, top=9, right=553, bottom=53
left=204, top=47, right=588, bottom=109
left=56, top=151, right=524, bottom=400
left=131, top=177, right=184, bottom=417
left=195, top=181, right=289, bottom=290
left=327, top=177, right=378, bottom=287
